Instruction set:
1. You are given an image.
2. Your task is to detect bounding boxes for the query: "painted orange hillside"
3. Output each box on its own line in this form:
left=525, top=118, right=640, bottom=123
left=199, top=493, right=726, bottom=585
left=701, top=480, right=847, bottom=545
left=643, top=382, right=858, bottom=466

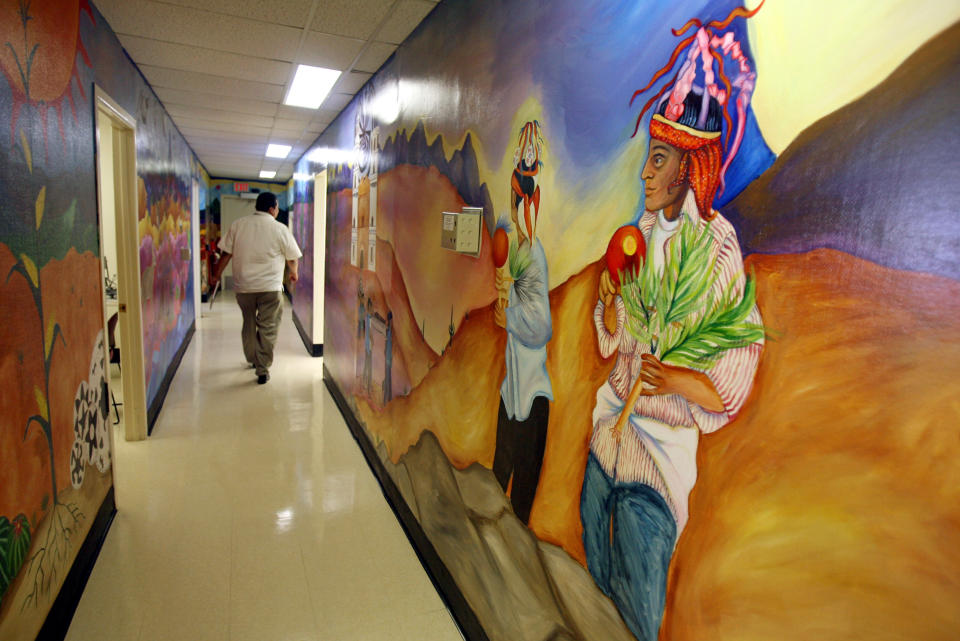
left=325, top=187, right=440, bottom=399
left=663, top=250, right=960, bottom=641
left=357, top=248, right=960, bottom=640
left=376, top=166, right=499, bottom=355
left=373, top=237, right=437, bottom=391
left=325, top=163, right=499, bottom=400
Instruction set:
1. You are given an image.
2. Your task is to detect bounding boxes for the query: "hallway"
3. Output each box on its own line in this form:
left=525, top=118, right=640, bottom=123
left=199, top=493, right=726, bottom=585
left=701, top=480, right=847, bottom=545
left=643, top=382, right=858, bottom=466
left=65, top=292, right=462, bottom=641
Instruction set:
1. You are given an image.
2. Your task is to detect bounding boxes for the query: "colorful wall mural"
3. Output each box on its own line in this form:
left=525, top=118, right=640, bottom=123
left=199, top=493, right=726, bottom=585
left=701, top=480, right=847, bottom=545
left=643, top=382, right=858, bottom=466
left=136, top=93, right=196, bottom=409
left=290, top=176, right=317, bottom=345
left=0, top=1, right=201, bottom=637
left=298, top=0, right=960, bottom=640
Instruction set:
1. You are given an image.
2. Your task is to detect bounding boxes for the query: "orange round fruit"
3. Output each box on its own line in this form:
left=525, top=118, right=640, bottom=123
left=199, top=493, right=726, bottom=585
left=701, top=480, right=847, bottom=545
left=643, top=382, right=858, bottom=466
left=606, top=225, right=645, bottom=286
left=492, top=227, right=509, bottom=268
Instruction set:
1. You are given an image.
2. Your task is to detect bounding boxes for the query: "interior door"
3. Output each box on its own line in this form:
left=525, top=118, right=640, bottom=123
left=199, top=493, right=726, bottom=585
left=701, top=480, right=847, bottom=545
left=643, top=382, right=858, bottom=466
left=220, top=195, right=256, bottom=289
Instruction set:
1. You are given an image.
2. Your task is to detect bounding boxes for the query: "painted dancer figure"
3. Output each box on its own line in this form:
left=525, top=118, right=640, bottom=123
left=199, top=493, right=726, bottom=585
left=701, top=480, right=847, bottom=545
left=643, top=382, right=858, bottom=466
left=383, top=311, right=393, bottom=404
left=364, top=297, right=373, bottom=396
left=492, top=121, right=553, bottom=526
left=580, top=7, right=765, bottom=640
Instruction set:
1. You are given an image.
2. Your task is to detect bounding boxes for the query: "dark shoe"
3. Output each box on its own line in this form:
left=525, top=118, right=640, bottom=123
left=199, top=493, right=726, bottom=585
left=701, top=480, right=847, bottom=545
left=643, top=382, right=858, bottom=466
left=257, top=374, right=269, bottom=384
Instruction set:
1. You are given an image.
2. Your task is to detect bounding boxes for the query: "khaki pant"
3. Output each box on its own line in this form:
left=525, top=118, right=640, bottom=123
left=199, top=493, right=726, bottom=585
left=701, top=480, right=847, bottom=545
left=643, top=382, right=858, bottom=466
left=236, top=291, right=283, bottom=376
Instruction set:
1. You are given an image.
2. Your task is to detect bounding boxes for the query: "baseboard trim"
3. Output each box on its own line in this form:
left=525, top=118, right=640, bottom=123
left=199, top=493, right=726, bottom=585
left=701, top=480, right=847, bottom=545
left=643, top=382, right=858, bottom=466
left=323, top=367, right=487, bottom=641
left=292, top=311, right=322, bottom=357
left=36, top=486, right=116, bottom=641
left=147, top=322, right=195, bottom=435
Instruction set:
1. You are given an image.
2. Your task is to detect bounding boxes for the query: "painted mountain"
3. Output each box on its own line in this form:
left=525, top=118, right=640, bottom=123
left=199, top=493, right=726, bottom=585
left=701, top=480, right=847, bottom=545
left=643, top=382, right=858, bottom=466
left=724, top=21, right=960, bottom=280
left=325, top=126, right=502, bottom=400
left=381, top=124, right=497, bottom=233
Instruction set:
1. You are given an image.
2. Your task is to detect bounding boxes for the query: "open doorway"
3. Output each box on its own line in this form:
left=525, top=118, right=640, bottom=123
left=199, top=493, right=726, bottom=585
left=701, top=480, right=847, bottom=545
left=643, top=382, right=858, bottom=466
left=219, top=194, right=257, bottom=290
left=94, top=88, right=148, bottom=445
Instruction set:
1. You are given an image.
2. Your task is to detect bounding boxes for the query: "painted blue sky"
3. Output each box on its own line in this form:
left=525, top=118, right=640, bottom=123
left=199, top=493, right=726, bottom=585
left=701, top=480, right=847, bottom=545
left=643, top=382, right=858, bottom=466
left=392, top=0, right=774, bottom=208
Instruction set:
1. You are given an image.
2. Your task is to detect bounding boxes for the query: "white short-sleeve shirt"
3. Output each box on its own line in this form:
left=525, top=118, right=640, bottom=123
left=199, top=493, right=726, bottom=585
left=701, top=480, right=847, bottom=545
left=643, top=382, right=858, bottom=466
left=220, top=211, right=302, bottom=293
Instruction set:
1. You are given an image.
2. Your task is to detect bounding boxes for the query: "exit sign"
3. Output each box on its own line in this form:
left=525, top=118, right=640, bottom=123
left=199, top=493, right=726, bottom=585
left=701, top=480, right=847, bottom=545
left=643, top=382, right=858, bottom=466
left=234, top=182, right=249, bottom=192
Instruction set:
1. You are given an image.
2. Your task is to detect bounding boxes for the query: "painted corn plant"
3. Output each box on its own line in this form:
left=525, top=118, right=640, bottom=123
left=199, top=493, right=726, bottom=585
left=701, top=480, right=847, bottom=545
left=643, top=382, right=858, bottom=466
left=4, top=135, right=85, bottom=611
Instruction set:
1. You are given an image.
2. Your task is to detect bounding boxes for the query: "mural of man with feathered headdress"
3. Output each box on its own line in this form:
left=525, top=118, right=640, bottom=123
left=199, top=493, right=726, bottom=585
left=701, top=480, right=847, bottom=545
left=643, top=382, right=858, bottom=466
left=581, top=5, right=766, bottom=640
left=492, top=120, right=553, bottom=526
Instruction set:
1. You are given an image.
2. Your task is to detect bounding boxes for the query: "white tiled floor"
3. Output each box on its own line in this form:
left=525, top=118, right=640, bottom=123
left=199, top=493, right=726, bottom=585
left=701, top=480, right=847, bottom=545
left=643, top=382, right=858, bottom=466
left=66, top=291, right=463, bottom=641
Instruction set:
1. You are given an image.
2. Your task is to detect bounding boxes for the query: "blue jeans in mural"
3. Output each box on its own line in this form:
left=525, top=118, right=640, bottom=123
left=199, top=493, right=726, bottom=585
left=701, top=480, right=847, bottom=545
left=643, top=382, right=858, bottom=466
left=580, top=454, right=676, bottom=641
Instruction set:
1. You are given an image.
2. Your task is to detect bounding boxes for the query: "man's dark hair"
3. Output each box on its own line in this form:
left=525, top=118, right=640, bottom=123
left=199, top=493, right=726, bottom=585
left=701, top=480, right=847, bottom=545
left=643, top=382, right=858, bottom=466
left=255, top=191, right=278, bottom=212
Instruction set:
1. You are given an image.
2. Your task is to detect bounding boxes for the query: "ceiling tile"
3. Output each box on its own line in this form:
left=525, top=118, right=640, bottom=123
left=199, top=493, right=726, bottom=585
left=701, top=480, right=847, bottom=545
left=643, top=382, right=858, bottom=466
left=272, top=128, right=310, bottom=138
left=119, top=35, right=292, bottom=81
left=298, top=31, right=365, bottom=70
left=316, top=107, right=343, bottom=123
left=354, top=41, right=397, bottom=73
left=164, top=105, right=276, bottom=128
left=201, top=152, right=266, bottom=163
left=204, top=158, right=260, bottom=167
left=208, top=169, right=263, bottom=179
left=180, top=127, right=271, bottom=142
left=188, top=139, right=270, bottom=154
left=376, top=0, right=435, bottom=44
left=148, top=0, right=316, bottom=28
left=334, top=70, right=372, bottom=94
left=97, top=0, right=438, bottom=181
left=174, top=117, right=274, bottom=136
left=310, top=0, right=395, bottom=39
left=273, top=117, right=313, bottom=131
left=275, top=105, right=317, bottom=121
left=139, top=65, right=285, bottom=102
left=321, top=93, right=353, bottom=112
left=154, top=88, right=279, bottom=117
left=96, top=0, right=300, bottom=61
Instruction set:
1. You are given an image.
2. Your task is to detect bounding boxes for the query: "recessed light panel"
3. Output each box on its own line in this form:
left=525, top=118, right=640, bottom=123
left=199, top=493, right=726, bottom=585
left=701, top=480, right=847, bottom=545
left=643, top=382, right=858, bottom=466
left=284, top=65, right=341, bottom=109
left=259, top=170, right=277, bottom=179
left=266, top=144, right=292, bottom=159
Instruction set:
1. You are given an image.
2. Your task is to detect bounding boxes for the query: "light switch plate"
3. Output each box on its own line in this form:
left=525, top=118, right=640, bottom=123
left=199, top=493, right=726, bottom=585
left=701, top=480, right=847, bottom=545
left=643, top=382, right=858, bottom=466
left=440, top=208, right=483, bottom=256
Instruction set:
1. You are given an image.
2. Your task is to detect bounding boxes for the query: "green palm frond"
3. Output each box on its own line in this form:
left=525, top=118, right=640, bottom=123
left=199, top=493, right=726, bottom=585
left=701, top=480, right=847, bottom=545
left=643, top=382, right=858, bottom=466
left=619, top=220, right=763, bottom=369
left=660, top=222, right=717, bottom=325
left=508, top=241, right=532, bottom=280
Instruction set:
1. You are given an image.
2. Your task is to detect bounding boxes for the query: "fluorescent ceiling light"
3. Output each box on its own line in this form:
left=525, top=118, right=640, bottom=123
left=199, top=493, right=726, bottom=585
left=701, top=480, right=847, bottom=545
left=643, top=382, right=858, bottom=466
left=266, top=144, right=292, bottom=159
left=306, top=146, right=355, bottom=165
left=284, top=64, right=341, bottom=109
left=259, top=170, right=277, bottom=179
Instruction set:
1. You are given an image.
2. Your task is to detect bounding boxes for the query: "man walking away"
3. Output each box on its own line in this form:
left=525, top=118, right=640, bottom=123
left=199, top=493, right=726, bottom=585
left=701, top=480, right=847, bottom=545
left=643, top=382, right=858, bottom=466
left=211, top=192, right=302, bottom=384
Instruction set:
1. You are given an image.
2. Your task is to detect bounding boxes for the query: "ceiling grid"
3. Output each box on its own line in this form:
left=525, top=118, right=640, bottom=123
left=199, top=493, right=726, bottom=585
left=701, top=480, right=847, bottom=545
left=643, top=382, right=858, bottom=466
left=94, top=0, right=439, bottom=181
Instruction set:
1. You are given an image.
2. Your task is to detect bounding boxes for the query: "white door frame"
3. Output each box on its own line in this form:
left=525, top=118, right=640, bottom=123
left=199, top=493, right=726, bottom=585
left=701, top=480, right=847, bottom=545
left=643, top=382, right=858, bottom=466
left=94, top=87, right=148, bottom=442
left=191, top=178, right=200, bottom=328
left=313, top=171, right=327, bottom=344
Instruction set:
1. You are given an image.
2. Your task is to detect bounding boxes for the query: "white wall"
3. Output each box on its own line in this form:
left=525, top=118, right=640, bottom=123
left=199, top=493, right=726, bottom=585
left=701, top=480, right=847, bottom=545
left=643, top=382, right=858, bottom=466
left=220, top=195, right=256, bottom=288
left=97, top=115, right=118, bottom=291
